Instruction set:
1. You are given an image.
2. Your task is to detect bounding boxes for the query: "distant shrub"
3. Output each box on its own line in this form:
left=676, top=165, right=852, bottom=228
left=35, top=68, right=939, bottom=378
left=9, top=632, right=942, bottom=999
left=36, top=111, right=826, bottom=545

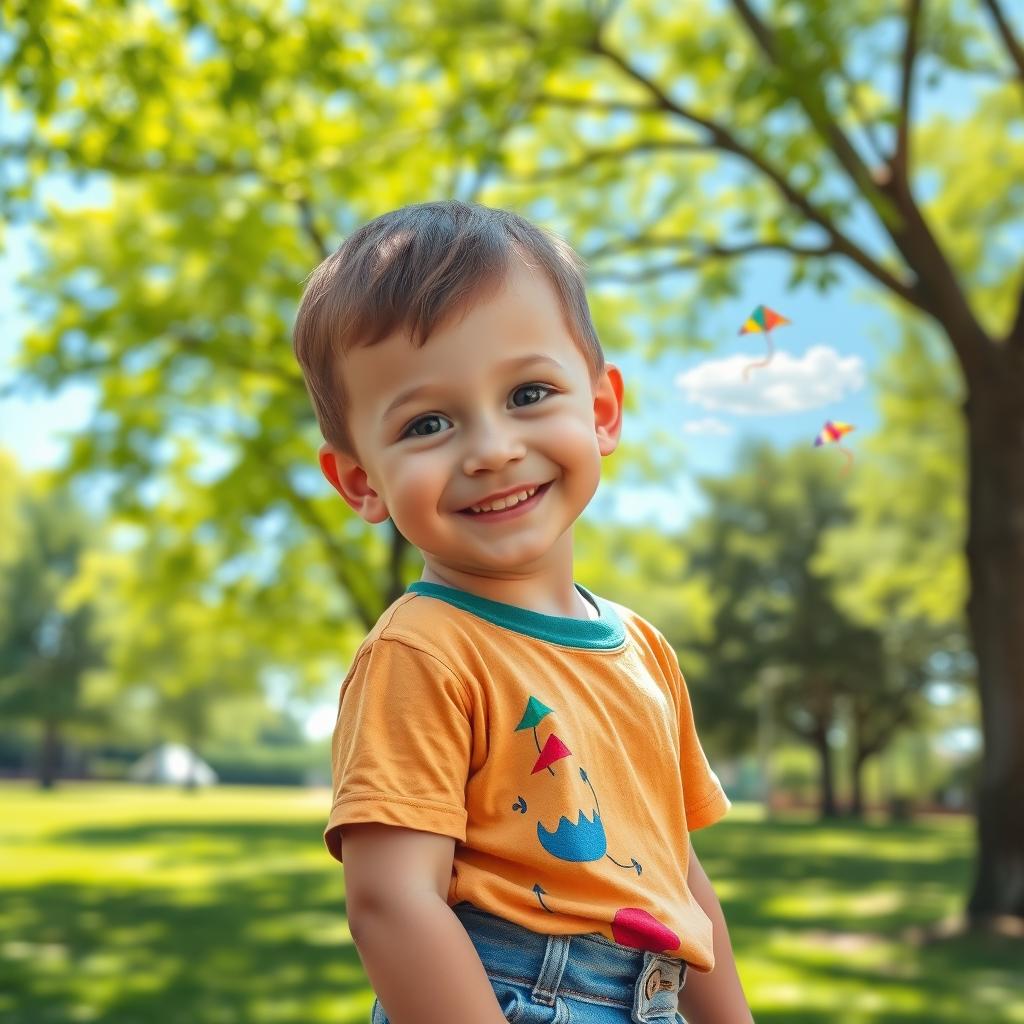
left=205, top=745, right=327, bottom=787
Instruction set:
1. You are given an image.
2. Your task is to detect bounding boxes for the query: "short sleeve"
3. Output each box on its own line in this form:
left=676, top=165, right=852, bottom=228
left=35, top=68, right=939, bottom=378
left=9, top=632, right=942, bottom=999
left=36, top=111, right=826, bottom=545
left=663, top=643, right=730, bottom=831
left=323, top=637, right=473, bottom=862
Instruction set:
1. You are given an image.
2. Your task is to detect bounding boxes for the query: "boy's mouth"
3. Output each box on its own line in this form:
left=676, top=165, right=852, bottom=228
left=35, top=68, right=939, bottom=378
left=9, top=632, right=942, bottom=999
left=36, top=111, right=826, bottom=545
left=458, top=481, right=552, bottom=520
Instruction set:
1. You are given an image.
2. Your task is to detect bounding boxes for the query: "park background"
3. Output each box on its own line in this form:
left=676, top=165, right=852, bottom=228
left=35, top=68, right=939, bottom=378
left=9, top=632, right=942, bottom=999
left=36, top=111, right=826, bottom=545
left=1, top=1, right=1022, bottom=1022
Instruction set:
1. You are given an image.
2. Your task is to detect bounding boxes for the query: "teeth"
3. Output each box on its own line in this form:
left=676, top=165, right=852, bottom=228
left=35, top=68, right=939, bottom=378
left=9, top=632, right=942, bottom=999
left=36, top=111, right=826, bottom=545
left=470, top=485, right=539, bottom=514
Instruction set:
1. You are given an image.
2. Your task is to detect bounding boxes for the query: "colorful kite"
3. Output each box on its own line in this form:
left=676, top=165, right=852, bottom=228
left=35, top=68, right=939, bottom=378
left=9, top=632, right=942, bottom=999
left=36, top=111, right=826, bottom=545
left=814, top=420, right=855, bottom=475
left=738, top=304, right=791, bottom=380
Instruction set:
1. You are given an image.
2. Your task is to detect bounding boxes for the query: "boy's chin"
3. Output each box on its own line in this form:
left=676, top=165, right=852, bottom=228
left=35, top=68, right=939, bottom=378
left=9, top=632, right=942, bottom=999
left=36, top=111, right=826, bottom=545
left=441, top=546, right=562, bottom=578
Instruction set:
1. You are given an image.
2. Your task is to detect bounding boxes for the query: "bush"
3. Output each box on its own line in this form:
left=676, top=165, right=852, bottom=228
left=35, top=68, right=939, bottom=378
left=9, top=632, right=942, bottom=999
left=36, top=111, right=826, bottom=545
left=204, top=744, right=328, bottom=786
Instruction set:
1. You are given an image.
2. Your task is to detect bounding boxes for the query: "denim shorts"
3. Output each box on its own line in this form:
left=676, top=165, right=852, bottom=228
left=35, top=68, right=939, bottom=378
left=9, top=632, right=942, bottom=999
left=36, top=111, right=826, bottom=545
left=370, top=900, right=688, bottom=1024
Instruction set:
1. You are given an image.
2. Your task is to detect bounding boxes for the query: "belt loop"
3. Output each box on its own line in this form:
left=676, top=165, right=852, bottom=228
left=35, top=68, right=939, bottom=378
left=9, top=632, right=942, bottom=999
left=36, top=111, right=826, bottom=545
left=531, top=933, right=570, bottom=1007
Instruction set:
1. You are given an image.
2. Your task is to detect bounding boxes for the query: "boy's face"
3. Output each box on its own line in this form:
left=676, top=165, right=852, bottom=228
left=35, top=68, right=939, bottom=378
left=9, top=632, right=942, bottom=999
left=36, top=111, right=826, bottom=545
left=319, top=264, right=623, bottom=583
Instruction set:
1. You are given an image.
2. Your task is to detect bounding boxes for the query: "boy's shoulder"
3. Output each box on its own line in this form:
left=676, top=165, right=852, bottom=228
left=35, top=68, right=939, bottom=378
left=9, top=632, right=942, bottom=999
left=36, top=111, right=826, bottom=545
left=352, top=590, right=502, bottom=667
left=597, top=593, right=661, bottom=636
left=358, top=590, right=454, bottom=648
left=599, top=594, right=680, bottom=663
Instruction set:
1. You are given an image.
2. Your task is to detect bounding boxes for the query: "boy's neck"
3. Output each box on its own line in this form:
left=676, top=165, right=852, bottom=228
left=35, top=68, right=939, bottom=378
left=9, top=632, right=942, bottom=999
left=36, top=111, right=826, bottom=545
left=419, top=562, right=595, bottom=621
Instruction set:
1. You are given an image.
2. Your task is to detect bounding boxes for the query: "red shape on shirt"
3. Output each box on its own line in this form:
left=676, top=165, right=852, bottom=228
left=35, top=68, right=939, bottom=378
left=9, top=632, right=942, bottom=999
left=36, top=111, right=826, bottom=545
left=611, top=907, right=680, bottom=953
left=531, top=734, right=572, bottom=774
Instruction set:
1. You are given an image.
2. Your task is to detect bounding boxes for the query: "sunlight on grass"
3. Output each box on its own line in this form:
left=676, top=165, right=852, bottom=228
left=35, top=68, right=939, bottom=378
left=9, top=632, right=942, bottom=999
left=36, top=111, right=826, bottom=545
left=1, top=784, right=1021, bottom=1023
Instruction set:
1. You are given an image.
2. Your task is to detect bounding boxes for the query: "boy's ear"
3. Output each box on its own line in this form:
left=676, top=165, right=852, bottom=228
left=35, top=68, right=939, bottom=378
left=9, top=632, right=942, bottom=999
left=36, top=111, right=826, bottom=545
left=318, top=444, right=390, bottom=524
left=594, top=363, right=624, bottom=456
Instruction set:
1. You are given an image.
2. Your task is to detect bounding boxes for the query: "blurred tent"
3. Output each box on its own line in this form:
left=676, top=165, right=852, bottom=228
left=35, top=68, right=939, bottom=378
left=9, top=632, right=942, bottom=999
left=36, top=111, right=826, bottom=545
left=128, top=743, right=217, bottom=787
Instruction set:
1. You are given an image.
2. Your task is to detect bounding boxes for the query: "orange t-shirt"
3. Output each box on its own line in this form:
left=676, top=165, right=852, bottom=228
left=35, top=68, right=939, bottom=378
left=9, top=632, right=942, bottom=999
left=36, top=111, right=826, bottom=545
left=324, top=581, right=730, bottom=970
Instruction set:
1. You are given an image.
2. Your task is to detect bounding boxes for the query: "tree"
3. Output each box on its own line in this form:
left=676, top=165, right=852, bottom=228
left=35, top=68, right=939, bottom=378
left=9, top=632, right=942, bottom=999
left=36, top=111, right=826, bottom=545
left=62, top=477, right=369, bottom=776
left=681, top=442, right=925, bottom=818
left=0, top=453, right=106, bottom=787
left=815, top=322, right=969, bottom=816
left=3, top=0, right=1021, bottom=922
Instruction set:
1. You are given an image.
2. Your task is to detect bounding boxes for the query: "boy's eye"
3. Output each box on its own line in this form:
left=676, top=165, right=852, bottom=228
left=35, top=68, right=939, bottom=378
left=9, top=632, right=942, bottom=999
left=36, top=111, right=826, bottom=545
left=403, top=414, right=452, bottom=438
left=510, top=383, right=554, bottom=407
left=400, top=385, right=554, bottom=439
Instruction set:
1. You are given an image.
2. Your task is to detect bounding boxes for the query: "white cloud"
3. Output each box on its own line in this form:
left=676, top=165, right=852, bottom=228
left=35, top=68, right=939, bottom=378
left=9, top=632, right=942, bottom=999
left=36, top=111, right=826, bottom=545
left=682, top=417, right=732, bottom=436
left=674, top=345, right=865, bottom=415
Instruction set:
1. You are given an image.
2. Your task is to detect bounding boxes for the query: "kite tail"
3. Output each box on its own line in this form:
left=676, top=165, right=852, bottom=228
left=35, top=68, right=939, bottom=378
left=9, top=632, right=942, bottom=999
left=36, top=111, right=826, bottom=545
left=742, top=333, right=775, bottom=381
left=838, top=445, right=854, bottom=476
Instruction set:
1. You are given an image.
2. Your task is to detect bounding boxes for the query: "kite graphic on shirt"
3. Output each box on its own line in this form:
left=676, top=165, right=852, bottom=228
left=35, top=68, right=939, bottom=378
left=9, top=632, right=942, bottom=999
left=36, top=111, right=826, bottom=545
left=511, top=695, right=680, bottom=954
left=738, top=304, right=790, bottom=380
left=814, top=420, right=856, bottom=475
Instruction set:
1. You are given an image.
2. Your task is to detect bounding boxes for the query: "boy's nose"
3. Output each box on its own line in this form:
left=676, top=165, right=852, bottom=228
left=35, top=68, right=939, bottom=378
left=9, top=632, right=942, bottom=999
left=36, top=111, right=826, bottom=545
left=461, top=421, right=527, bottom=475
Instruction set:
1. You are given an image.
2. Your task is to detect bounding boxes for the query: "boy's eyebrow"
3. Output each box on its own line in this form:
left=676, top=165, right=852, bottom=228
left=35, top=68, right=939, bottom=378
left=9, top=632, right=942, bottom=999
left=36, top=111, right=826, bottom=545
left=381, top=354, right=565, bottom=420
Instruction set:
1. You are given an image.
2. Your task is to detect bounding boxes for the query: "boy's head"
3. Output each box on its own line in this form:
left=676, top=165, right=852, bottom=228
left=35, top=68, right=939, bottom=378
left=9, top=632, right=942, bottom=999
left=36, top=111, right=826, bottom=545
left=292, top=200, right=623, bottom=580
left=294, top=201, right=606, bottom=457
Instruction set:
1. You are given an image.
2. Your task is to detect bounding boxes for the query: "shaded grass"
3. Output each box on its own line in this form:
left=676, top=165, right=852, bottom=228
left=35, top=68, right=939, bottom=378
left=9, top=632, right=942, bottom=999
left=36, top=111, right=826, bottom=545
left=0, top=785, right=1020, bottom=1023
left=694, top=807, right=1024, bottom=1023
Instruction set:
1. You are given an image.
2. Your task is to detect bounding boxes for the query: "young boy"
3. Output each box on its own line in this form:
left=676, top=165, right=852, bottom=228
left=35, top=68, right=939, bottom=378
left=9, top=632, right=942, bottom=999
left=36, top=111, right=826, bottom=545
left=293, top=201, right=753, bottom=1024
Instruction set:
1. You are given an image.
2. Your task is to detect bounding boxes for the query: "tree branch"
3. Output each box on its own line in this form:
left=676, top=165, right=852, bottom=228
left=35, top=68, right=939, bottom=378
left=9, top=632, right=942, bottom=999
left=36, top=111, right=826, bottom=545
left=275, top=478, right=380, bottom=631
left=519, top=139, right=705, bottom=182
left=728, top=0, right=894, bottom=214
left=0, top=140, right=263, bottom=180
left=728, top=0, right=995, bottom=384
left=584, top=235, right=835, bottom=270
left=981, top=0, right=1024, bottom=90
left=835, top=68, right=890, bottom=168
left=5, top=136, right=333, bottom=262
left=460, top=62, right=548, bottom=203
left=585, top=0, right=626, bottom=38
left=261, top=119, right=334, bottom=261
left=295, top=195, right=330, bottom=261
left=535, top=93, right=663, bottom=116
left=579, top=37, right=928, bottom=312
left=894, top=0, right=924, bottom=182
left=855, top=698, right=915, bottom=761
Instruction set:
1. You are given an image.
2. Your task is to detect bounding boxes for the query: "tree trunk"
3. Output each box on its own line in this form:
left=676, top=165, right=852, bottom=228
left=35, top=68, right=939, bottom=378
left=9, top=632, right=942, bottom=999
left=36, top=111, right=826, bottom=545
left=814, top=725, right=838, bottom=818
left=964, top=349, right=1024, bottom=923
left=848, top=706, right=868, bottom=819
left=850, top=750, right=866, bottom=819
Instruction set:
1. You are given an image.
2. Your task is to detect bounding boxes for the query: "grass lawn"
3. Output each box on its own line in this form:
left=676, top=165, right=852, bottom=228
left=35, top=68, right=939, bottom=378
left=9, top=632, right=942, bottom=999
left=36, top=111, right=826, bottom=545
left=0, top=783, right=1020, bottom=1024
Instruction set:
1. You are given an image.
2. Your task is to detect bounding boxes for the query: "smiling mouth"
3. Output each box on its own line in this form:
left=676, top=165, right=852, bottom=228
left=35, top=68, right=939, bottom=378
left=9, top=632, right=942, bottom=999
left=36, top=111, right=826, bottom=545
left=458, top=481, right=552, bottom=518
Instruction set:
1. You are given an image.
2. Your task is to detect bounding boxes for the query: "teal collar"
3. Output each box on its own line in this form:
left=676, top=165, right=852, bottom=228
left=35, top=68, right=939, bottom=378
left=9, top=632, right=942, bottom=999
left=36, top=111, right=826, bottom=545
left=406, top=581, right=625, bottom=650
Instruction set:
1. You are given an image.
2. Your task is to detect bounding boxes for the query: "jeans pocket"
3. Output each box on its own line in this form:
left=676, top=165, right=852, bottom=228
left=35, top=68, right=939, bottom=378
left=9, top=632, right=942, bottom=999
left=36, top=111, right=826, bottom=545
left=370, top=997, right=386, bottom=1024
left=491, top=978, right=529, bottom=1023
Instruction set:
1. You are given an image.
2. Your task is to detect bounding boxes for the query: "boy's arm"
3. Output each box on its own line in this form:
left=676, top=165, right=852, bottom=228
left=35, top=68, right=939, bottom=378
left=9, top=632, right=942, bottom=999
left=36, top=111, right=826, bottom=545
left=352, top=894, right=512, bottom=1024
left=677, top=848, right=755, bottom=1024
left=343, top=823, right=509, bottom=1024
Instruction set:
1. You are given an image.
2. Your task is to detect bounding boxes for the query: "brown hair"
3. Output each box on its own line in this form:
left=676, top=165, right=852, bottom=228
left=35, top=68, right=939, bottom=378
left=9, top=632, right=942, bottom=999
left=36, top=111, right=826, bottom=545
left=292, top=200, right=604, bottom=456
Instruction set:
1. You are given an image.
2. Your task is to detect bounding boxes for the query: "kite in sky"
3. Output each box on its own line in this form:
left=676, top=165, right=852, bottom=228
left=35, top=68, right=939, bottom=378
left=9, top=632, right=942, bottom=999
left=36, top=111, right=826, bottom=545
left=739, top=304, right=791, bottom=380
left=814, top=420, right=856, bottom=475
